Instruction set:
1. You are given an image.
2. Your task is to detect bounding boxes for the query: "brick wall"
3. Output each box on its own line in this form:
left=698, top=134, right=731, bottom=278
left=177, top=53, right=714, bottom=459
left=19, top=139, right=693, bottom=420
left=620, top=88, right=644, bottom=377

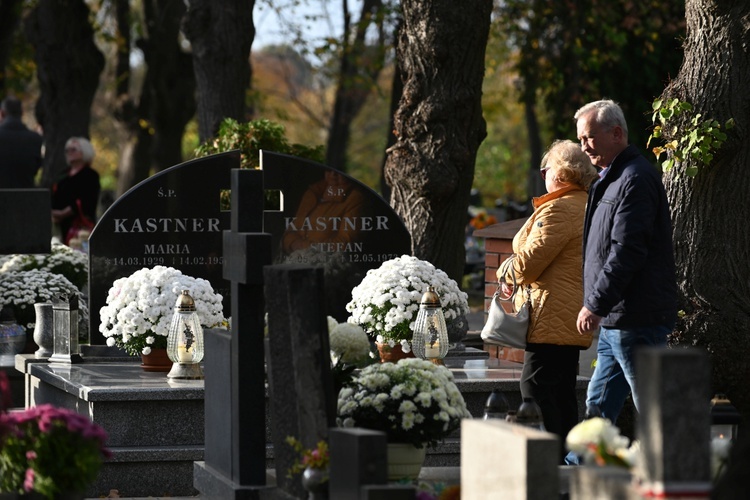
left=473, top=217, right=528, bottom=363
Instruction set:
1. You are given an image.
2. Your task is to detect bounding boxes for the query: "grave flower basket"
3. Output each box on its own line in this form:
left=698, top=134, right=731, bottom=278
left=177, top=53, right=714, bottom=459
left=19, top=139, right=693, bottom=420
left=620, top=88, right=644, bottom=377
left=337, top=358, right=471, bottom=479
left=99, top=266, right=226, bottom=356
left=345, top=255, right=469, bottom=358
left=0, top=269, right=88, bottom=347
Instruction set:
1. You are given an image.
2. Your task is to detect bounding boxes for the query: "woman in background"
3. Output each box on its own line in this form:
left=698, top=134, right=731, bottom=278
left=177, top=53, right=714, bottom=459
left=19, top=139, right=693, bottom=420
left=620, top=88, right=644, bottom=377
left=497, top=139, right=598, bottom=463
left=51, top=137, right=101, bottom=245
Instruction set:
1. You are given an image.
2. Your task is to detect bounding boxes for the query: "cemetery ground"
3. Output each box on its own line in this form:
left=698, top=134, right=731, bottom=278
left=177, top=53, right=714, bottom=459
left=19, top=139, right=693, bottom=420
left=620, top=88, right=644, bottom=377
left=78, top=303, right=601, bottom=500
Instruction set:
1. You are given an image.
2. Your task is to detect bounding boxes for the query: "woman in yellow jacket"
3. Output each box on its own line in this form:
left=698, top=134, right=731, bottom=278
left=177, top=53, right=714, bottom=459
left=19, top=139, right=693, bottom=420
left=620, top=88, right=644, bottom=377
left=498, top=139, right=598, bottom=462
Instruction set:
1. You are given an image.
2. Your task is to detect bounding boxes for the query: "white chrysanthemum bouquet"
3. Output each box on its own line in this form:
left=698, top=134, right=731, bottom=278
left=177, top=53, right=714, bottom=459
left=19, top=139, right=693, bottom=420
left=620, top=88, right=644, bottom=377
left=327, top=316, right=373, bottom=394
left=345, top=255, right=469, bottom=352
left=99, top=266, right=225, bottom=356
left=328, top=318, right=371, bottom=366
left=337, top=358, right=471, bottom=448
left=0, top=242, right=88, bottom=291
left=0, top=269, right=88, bottom=341
left=566, top=417, right=639, bottom=467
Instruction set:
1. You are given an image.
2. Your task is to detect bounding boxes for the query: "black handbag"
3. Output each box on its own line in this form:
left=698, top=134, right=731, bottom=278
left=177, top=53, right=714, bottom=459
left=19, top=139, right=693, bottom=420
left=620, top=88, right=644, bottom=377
left=480, top=256, right=531, bottom=349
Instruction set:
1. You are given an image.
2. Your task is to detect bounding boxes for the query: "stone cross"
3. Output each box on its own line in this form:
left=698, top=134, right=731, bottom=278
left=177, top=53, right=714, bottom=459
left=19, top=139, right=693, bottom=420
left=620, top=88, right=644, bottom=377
left=193, top=168, right=273, bottom=497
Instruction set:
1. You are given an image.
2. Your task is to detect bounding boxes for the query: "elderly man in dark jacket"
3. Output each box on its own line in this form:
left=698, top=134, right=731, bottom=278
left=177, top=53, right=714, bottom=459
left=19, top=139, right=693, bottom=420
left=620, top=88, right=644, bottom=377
left=0, top=96, right=43, bottom=189
left=574, top=99, right=677, bottom=423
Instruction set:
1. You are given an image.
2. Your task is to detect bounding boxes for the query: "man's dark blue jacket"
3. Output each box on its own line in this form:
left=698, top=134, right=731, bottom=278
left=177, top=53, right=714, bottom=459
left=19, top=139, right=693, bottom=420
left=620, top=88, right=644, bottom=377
left=0, top=116, right=43, bottom=188
left=582, top=144, right=677, bottom=328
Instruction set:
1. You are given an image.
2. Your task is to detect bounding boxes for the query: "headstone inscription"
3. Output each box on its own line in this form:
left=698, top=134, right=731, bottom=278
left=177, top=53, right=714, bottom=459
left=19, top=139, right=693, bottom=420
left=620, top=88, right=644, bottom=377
left=261, top=151, right=411, bottom=321
left=88, top=150, right=411, bottom=344
left=88, top=152, right=236, bottom=345
left=0, top=189, right=51, bottom=255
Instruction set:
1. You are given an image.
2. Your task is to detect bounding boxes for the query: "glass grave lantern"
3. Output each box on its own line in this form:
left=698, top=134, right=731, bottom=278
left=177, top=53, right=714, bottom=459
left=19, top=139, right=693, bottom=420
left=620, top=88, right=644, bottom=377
left=411, top=286, right=449, bottom=363
left=167, top=290, right=205, bottom=380
left=710, top=393, right=741, bottom=441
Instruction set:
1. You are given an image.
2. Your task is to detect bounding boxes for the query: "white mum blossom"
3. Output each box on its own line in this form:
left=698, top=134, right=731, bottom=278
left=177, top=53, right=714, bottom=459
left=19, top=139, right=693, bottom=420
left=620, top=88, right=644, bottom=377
left=329, top=322, right=370, bottom=365
left=566, top=417, right=635, bottom=466
left=98, top=266, right=225, bottom=356
left=0, top=269, right=89, bottom=339
left=345, top=256, right=469, bottom=345
left=336, top=358, right=470, bottom=448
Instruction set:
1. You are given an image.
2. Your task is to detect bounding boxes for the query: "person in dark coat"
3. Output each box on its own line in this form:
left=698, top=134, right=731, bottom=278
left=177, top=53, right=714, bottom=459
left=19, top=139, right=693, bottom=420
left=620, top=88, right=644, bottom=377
left=0, top=95, right=43, bottom=188
left=574, top=99, right=677, bottom=424
left=51, top=137, right=100, bottom=245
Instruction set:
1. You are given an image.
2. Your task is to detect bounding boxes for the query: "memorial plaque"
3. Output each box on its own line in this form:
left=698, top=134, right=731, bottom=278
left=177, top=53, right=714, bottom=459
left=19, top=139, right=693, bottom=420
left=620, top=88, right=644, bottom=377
left=88, top=150, right=411, bottom=345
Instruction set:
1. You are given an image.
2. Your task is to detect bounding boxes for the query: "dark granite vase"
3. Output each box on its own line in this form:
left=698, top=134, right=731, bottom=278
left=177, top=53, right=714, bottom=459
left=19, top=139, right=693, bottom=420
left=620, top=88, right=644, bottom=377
left=32, top=302, right=54, bottom=359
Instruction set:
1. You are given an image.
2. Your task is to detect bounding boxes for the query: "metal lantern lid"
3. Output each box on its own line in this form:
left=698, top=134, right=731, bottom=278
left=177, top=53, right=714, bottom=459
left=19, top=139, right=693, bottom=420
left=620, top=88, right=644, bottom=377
left=484, top=389, right=510, bottom=414
left=420, top=286, right=442, bottom=308
left=711, top=393, right=742, bottom=425
left=175, top=290, right=196, bottom=312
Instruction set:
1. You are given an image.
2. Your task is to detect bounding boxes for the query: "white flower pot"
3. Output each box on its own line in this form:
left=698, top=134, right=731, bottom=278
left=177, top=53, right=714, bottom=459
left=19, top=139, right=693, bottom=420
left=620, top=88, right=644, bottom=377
left=387, top=443, right=426, bottom=481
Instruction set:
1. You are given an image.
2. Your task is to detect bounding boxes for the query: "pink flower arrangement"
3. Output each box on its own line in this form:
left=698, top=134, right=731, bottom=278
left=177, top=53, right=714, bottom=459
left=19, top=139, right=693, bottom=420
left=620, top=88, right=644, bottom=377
left=285, top=436, right=330, bottom=477
left=0, top=373, right=111, bottom=499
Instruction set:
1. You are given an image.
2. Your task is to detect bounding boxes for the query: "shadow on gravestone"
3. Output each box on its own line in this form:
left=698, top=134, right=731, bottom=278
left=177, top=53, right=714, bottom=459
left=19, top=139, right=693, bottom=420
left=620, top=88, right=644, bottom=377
left=88, top=150, right=411, bottom=344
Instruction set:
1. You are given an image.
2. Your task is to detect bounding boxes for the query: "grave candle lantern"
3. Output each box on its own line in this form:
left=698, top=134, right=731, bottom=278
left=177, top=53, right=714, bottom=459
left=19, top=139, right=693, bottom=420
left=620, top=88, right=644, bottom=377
left=710, top=393, right=741, bottom=441
left=167, top=290, right=205, bottom=380
left=411, top=286, right=449, bottom=363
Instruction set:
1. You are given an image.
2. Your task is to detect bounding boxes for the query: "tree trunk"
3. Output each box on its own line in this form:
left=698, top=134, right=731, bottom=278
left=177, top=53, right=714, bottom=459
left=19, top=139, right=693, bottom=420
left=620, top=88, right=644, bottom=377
left=661, top=0, right=750, bottom=417
left=24, top=0, right=104, bottom=187
left=183, top=0, right=254, bottom=142
left=379, top=54, right=402, bottom=201
left=384, top=0, right=492, bottom=283
left=0, top=0, right=23, bottom=94
left=145, top=0, right=196, bottom=173
left=523, top=95, right=543, bottom=204
left=325, top=0, right=385, bottom=171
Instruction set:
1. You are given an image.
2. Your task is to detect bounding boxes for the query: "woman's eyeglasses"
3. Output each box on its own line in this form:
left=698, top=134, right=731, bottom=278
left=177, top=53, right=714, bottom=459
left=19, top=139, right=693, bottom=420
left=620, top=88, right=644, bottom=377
left=64, top=147, right=79, bottom=153
left=540, top=168, right=550, bottom=180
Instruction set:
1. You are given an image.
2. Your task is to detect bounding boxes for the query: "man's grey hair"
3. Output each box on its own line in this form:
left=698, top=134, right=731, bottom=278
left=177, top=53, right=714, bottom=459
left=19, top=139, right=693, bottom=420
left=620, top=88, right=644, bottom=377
left=574, top=99, right=628, bottom=139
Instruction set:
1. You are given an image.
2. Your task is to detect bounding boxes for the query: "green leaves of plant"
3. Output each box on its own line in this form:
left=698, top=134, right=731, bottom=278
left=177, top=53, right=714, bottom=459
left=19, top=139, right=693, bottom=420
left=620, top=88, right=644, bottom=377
left=647, top=98, right=734, bottom=177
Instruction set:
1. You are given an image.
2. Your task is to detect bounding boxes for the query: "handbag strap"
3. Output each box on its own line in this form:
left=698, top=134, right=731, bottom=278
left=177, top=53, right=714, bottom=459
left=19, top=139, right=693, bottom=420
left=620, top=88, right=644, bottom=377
left=496, top=256, right=532, bottom=307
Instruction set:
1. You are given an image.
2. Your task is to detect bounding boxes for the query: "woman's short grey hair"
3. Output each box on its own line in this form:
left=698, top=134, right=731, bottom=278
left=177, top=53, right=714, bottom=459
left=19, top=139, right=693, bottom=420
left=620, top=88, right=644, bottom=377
left=574, top=99, right=628, bottom=139
left=65, top=137, right=95, bottom=165
left=541, top=139, right=599, bottom=190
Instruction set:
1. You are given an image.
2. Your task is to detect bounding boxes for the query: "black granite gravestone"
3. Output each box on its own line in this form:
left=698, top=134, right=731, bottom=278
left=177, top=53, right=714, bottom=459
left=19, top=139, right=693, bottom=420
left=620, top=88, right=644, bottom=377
left=88, top=150, right=411, bottom=344
left=264, top=264, right=337, bottom=498
left=0, top=189, right=51, bottom=255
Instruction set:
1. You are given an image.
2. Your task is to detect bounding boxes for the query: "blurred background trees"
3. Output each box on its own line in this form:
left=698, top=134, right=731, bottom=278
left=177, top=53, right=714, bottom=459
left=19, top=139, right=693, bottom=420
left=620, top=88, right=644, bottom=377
left=5, top=0, right=750, bottom=425
left=0, top=0, right=685, bottom=207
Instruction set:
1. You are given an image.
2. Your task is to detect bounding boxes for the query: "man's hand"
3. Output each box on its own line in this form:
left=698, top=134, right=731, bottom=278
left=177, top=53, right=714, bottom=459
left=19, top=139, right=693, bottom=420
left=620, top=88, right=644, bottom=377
left=577, top=306, right=602, bottom=335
